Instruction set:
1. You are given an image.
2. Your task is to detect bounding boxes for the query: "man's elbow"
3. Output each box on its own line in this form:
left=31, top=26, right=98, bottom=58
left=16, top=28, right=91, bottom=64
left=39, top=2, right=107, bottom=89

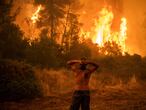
left=93, top=65, right=99, bottom=72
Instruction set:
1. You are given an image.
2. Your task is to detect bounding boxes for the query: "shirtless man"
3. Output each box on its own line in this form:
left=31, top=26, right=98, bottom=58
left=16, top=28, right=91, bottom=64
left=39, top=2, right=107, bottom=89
left=67, top=58, right=99, bottom=110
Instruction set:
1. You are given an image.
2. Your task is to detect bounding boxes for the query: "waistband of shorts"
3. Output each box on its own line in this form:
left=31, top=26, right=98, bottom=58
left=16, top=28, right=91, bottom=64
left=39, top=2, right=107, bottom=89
left=73, top=90, right=90, bottom=95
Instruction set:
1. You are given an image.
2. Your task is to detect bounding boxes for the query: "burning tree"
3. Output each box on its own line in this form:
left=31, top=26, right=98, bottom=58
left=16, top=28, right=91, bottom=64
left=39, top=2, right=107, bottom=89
left=31, top=0, right=82, bottom=52
left=31, top=5, right=42, bottom=24
left=61, top=12, right=82, bottom=53
left=105, top=0, right=123, bottom=31
left=33, top=0, right=73, bottom=42
left=100, top=41, right=122, bottom=56
left=9, top=0, right=129, bottom=61
left=80, top=6, right=128, bottom=56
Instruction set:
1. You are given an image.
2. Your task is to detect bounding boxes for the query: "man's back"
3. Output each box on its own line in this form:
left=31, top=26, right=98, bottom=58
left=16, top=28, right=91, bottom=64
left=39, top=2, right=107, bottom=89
left=67, top=59, right=99, bottom=110
left=74, top=69, right=92, bottom=90
left=67, top=59, right=98, bottom=90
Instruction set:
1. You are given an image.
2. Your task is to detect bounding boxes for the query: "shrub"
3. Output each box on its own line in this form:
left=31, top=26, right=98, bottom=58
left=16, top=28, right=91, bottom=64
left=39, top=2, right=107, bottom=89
left=0, top=59, right=42, bottom=101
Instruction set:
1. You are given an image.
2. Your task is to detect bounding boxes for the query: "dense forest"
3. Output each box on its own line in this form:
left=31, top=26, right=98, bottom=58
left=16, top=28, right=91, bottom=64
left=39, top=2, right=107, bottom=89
left=0, top=0, right=146, bottom=101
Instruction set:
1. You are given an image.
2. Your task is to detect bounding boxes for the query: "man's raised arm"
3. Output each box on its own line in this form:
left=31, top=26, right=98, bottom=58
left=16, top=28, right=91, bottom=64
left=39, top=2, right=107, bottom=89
left=86, top=61, right=99, bottom=72
left=67, top=60, right=81, bottom=65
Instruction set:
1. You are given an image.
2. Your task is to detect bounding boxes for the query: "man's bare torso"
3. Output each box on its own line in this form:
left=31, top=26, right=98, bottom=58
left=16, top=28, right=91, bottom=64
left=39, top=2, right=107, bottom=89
left=67, top=59, right=98, bottom=90
left=74, top=70, right=91, bottom=90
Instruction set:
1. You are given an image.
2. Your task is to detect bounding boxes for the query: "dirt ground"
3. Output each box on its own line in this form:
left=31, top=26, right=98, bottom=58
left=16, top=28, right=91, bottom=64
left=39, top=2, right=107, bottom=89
left=1, top=86, right=146, bottom=110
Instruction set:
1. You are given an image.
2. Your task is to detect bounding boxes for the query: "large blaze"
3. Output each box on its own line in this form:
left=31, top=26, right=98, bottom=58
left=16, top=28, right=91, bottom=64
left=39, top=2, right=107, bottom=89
left=94, top=7, right=114, bottom=46
left=29, top=5, right=128, bottom=54
left=81, top=7, right=128, bottom=55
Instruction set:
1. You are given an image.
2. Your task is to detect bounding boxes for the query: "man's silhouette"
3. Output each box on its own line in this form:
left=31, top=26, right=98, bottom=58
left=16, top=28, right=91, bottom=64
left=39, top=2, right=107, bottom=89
left=67, top=58, right=99, bottom=110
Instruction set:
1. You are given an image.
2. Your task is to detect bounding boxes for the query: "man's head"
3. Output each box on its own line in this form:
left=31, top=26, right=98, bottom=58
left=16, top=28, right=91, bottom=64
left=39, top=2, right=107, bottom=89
left=80, top=57, right=87, bottom=70
left=81, top=57, right=86, bottom=63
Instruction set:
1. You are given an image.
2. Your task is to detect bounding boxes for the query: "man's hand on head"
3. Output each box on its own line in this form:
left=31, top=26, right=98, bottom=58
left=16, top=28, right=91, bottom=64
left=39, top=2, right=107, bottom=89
left=67, top=60, right=81, bottom=65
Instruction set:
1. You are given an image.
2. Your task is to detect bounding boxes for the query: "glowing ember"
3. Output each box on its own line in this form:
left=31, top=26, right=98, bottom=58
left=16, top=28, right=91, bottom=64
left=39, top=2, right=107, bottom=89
left=31, top=5, right=42, bottom=24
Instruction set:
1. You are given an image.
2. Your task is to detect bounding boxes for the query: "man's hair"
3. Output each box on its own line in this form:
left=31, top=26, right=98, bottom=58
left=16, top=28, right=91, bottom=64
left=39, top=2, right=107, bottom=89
left=80, top=57, right=87, bottom=70
left=81, top=57, right=86, bottom=61
left=80, top=63, right=86, bottom=70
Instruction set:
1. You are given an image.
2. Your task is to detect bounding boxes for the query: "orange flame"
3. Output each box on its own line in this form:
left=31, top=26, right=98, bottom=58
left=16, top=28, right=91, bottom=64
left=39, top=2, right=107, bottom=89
left=94, top=7, right=113, bottom=46
left=81, top=7, right=128, bottom=55
left=31, top=5, right=42, bottom=24
left=119, top=17, right=127, bottom=54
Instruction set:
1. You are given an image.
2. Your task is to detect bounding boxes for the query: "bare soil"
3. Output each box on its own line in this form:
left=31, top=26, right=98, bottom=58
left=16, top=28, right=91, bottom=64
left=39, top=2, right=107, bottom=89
left=1, top=87, right=146, bottom=110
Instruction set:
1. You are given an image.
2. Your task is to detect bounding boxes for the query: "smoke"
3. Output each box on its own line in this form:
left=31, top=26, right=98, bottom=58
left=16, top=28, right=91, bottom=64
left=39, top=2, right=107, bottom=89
left=79, top=0, right=123, bottom=31
left=80, top=0, right=146, bottom=56
left=11, top=0, right=146, bottom=56
left=79, top=0, right=104, bottom=31
left=11, top=0, right=40, bottom=39
left=123, top=0, right=146, bottom=56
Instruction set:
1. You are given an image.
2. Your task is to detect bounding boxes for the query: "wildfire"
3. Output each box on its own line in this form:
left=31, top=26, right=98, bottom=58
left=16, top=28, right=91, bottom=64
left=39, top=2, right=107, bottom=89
left=94, top=7, right=114, bottom=46
left=81, top=7, right=128, bottom=54
left=30, top=5, right=128, bottom=54
left=119, top=17, right=127, bottom=53
left=31, top=5, right=42, bottom=24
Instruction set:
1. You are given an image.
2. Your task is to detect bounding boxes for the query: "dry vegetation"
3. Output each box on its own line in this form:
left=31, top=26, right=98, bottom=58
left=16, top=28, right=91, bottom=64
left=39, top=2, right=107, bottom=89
left=1, top=68, right=146, bottom=110
left=1, top=1, right=146, bottom=110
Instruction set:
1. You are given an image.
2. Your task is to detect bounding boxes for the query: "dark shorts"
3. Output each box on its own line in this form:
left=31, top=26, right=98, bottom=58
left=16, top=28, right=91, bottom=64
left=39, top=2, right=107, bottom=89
left=70, top=90, right=90, bottom=110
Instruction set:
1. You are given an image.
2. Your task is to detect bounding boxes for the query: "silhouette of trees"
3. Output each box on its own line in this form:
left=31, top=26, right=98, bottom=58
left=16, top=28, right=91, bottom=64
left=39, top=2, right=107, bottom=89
left=62, top=13, right=82, bottom=52
left=25, top=29, right=61, bottom=68
left=34, top=0, right=71, bottom=41
left=0, top=0, right=28, bottom=60
left=1, top=1, right=146, bottom=80
left=33, top=0, right=82, bottom=53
